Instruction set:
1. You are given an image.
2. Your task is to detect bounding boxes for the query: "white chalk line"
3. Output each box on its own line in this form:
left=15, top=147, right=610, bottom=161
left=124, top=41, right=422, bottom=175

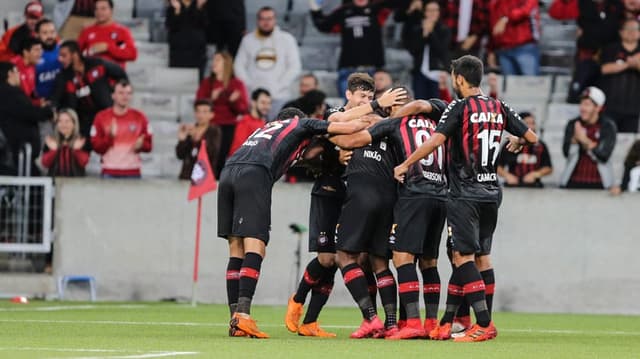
left=0, top=304, right=148, bottom=312
left=1, top=319, right=640, bottom=336
left=0, top=347, right=198, bottom=359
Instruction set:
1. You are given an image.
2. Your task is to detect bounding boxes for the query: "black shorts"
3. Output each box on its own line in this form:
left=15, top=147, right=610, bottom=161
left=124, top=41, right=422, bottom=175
left=217, top=164, right=273, bottom=244
left=308, top=194, right=342, bottom=253
left=391, top=197, right=446, bottom=258
left=446, top=199, right=498, bottom=255
left=335, top=183, right=396, bottom=258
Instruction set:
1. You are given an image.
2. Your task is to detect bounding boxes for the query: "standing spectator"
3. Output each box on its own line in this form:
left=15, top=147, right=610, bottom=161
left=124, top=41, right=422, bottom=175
left=0, top=1, right=43, bottom=61
left=497, top=112, right=553, bottom=187
left=568, top=0, right=624, bottom=103
left=283, top=73, right=321, bottom=109
left=196, top=50, right=249, bottom=175
left=374, top=69, right=393, bottom=98
left=166, top=0, right=208, bottom=80
left=621, top=138, right=640, bottom=191
left=548, top=0, right=579, bottom=21
left=90, top=79, right=152, bottom=178
left=40, top=108, right=89, bottom=177
left=234, top=6, right=301, bottom=120
left=176, top=99, right=222, bottom=180
left=77, top=0, right=138, bottom=69
left=438, top=0, right=490, bottom=58
left=205, top=0, right=246, bottom=56
left=228, top=88, right=271, bottom=157
left=56, top=0, right=98, bottom=41
left=309, top=0, right=398, bottom=96
left=403, top=0, right=451, bottom=100
left=35, top=18, right=63, bottom=101
left=51, top=40, right=128, bottom=140
left=489, top=0, right=541, bottom=75
left=0, top=61, right=52, bottom=175
left=599, top=18, right=640, bottom=133
left=561, top=87, right=618, bottom=191
left=10, top=38, right=44, bottom=106
left=624, top=0, right=640, bottom=20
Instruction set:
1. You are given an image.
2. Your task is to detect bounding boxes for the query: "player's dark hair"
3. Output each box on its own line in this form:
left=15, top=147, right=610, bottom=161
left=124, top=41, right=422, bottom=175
left=347, top=72, right=375, bottom=93
left=450, top=55, right=483, bottom=87
left=193, top=99, right=213, bottom=110
left=35, top=18, right=54, bottom=33
left=518, top=111, right=534, bottom=120
left=114, top=78, right=131, bottom=89
left=277, top=107, right=306, bottom=121
left=0, top=62, right=15, bottom=83
left=60, top=40, right=81, bottom=55
left=392, top=86, right=413, bottom=103
left=257, top=6, right=275, bottom=17
left=298, top=89, right=326, bottom=115
left=251, top=88, right=271, bottom=101
left=95, top=0, right=114, bottom=9
left=20, top=37, right=41, bottom=53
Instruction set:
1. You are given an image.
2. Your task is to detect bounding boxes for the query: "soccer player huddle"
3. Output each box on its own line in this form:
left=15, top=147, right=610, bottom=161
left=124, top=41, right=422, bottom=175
left=218, top=55, right=538, bottom=341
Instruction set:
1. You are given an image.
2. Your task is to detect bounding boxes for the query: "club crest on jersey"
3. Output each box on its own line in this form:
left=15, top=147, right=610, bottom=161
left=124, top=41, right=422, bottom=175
left=318, top=232, right=328, bottom=246
left=379, top=141, right=387, bottom=150
left=470, top=112, right=503, bottom=124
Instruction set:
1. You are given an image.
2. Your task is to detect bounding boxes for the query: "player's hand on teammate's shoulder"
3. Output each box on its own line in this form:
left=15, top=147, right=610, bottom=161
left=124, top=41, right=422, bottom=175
left=394, top=164, right=408, bottom=183
left=506, top=135, right=524, bottom=153
left=339, top=149, right=352, bottom=165
left=377, top=88, right=408, bottom=108
left=360, top=113, right=383, bottom=127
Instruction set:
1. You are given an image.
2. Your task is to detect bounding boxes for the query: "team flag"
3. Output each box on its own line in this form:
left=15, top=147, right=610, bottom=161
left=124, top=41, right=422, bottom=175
left=187, top=140, right=217, bottom=201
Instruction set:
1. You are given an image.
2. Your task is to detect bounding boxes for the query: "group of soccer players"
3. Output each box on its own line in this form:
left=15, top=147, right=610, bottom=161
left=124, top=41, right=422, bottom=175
left=218, top=55, right=538, bottom=342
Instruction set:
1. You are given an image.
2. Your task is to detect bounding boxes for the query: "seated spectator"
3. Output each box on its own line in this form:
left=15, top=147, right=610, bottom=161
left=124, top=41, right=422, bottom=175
left=624, top=0, right=640, bottom=20
left=227, top=88, right=271, bottom=157
left=621, top=139, right=640, bottom=191
left=56, top=0, right=98, bottom=41
left=40, top=108, right=89, bottom=177
left=489, top=0, right=541, bottom=75
left=77, top=0, right=137, bottom=69
left=374, top=69, right=392, bottom=99
left=599, top=18, right=640, bottom=133
left=205, top=0, right=246, bottom=56
left=0, top=1, right=43, bottom=61
left=196, top=50, right=249, bottom=175
left=176, top=99, right=221, bottom=180
left=51, top=40, right=128, bottom=140
left=166, top=0, right=208, bottom=80
left=283, top=73, right=323, bottom=109
left=437, top=0, right=490, bottom=58
left=90, top=80, right=152, bottom=178
left=234, top=6, right=301, bottom=120
left=35, top=18, right=62, bottom=101
left=497, top=112, right=553, bottom=187
left=11, top=37, right=43, bottom=106
left=0, top=61, right=53, bottom=175
left=402, top=0, right=451, bottom=100
left=560, top=87, right=619, bottom=191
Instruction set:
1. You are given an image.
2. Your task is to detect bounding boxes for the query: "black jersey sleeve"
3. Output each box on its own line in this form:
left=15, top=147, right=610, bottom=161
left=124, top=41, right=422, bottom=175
left=435, top=99, right=463, bottom=137
left=501, top=100, right=529, bottom=138
left=427, top=98, right=448, bottom=121
left=367, top=118, right=401, bottom=142
left=301, top=118, right=331, bottom=135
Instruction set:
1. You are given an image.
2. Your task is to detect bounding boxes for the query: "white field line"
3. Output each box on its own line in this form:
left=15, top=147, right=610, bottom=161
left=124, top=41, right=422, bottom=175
left=1, top=319, right=640, bottom=336
left=0, top=347, right=198, bottom=358
left=0, top=304, right=148, bottom=312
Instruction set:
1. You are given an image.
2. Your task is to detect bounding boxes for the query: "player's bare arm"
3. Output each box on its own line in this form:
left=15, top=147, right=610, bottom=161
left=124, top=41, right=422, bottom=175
left=506, top=129, right=538, bottom=153
left=391, top=99, right=435, bottom=118
left=394, top=132, right=447, bottom=183
left=328, top=88, right=407, bottom=122
left=326, top=119, right=370, bottom=135
left=328, top=130, right=372, bottom=149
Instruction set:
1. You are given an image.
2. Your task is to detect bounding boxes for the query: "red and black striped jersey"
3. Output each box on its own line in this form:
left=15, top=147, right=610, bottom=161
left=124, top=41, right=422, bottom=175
left=226, top=117, right=331, bottom=182
left=497, top=140, right=552, bottom=182
left=367, top=99, right=448, bottom=198
left=435, top=95, right=529, bottom=202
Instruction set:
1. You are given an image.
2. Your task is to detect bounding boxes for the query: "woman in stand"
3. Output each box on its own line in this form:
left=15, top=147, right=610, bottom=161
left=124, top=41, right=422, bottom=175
left=40, top=108, right=89, bottom=177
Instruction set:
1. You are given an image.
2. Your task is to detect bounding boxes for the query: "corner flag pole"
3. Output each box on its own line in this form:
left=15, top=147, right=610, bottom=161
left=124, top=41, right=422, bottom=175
left=191, top=197, right=203, bottom=307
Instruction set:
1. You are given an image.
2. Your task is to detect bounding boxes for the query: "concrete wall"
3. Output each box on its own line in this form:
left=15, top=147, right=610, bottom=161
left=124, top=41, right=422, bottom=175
left=52, top=178, right=640, bottom=314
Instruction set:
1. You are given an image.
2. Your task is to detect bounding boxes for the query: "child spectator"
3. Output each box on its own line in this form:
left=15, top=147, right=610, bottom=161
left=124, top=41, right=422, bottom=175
left=176, top=99, right=221, bottom=180
left=11, top=37, right=43, bottom=106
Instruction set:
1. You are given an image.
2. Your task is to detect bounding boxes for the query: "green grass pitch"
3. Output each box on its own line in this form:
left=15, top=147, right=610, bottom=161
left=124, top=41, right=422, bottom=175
left=1, top=301, right=639, bottom=358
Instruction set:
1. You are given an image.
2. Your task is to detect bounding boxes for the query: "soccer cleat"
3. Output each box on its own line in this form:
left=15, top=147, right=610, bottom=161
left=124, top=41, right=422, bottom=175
left=285, top=294, right=304, bottom=332
left=424, top=318, right=438, bottom=335
left=452, top=315, right=472, bottom=334
left=397, top=319, right=407, bottom=329
left=428, top=322, right=452, bottom=340
left=380, top=325, right=399, bottom=339
left=453, top=322, right=498, bottom=342
left=349, top=316, right=384, bottom=339
left=230, top=312, right=270, bottom=339
left=386, top=320, right=426, bottom=340
left=228, top=326, right=248, bottom=337
left=298, top=322, right=337, bottom=338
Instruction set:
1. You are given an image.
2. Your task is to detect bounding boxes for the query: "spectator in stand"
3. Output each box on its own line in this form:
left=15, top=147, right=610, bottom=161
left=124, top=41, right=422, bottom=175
left=90, top=79, right=152, bottom=178
left=0, top=61, right=53, bottom=175
left=283, top=73, right=322, bottom=109
left=40, top=108, right=89, bottom=176
left=621, top=138, right=640, bottom=191
left=0, top=1, right=43, bottom=62
left=234, top=6, right=301, bottom=121
left=567, top=0, right=624, bottom=103
left=489, top=0, right=541, bottom=76
left=561, top=86, right=619, bottom=192
left=599, top=18, right=640, bottom=133
left=227, top=88, right=270, bottom=157
left=205, top=0, right=246, bottom=56
left=548, top=0, right=578, bottom=21
left=11, top=38, right=44, bottom=106
left=624, top=0, right=640, bottom=20
left=309, top=0, right=399, bottom=97
left=56, top=0, right=98, bottom=41
left=374, top=69, right=393, bottom=98
left=77, top=0, right=138, bottom=69
left=497, top=112, right=553, bottom=187
left=402, top=0, right=451, bottom=100
left=35, top=19, right=62, bottom=101
left=166, top=0, right=208, bottom=80
left=438, top=0, right=490, bottom=58
left=176, top=99, right=222, bottom=180
left=196, top=50, right=249, bottom=175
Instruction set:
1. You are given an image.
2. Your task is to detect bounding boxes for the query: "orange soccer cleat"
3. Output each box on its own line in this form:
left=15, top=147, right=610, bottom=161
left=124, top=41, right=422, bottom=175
left=350, top=316, right=384, bottom=339
left=297, top=322, right=337, bottom=338
left=385, top=319, right=425, bottom=340
left=428, top=322, right=452, bottom=340
left=453, top=322, right=498, bottom=342
left=228, top=326, right=248, bottom=337
left=230, top=312, right=270, bottom=339
left=285, top=294, right=304, bottom=333
left=423, top=318, right=438, bottom=335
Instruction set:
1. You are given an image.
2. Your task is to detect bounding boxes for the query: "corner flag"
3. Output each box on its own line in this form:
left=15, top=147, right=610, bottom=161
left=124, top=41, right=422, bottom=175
left=187, top=140, right=217, bottom=201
